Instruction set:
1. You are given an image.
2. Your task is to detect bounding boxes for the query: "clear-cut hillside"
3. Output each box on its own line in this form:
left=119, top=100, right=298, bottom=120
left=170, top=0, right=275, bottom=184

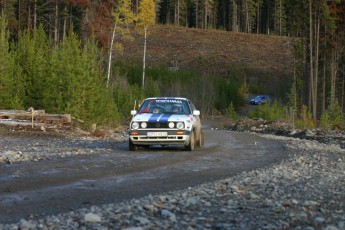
left=118, top=25, right=296, bottom=95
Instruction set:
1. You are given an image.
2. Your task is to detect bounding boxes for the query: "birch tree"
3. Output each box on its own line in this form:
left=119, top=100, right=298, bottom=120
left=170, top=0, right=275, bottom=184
left=137, top=0, right=156, bottom=90
left=106, top=0, right=134, bottom=87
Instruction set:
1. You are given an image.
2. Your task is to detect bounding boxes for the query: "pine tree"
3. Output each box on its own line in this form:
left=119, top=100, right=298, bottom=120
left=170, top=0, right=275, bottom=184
left=0, top=17, right=25, bottom=109
left=79, top=38, right=121, bottom=126
left=56, top=29, right=84, bottom=117
left=15, top=25, right=50, bottom=109
left=42, top=46, right=64, bottom=113
left=45, top=29, right=121, bottom=126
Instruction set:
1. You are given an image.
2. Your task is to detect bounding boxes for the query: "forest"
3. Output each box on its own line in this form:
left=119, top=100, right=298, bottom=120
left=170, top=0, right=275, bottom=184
left=0, top=0, right=344, bottom=129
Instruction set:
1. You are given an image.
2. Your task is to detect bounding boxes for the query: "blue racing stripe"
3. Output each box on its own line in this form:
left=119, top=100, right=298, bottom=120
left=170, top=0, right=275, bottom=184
left=148, top=113, right=162, bottom=122
left=158, top=114, right=172, bottom=122
left=148, top=113, right=172, bottom=123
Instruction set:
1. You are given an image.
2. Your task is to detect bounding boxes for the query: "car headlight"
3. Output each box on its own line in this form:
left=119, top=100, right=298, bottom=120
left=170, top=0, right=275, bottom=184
left=131, top=122, right=139, bottom=130
left=168, top=122, right=175, bottom=128
left=141, top=122, right=147, bottom=128
left=176, top=122, right=184, bottom=129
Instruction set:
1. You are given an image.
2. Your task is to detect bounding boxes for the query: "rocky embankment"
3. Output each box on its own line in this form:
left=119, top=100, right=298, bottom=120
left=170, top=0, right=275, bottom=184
left=228, top=118, right=345, bottom=149
left=0, top=120, right=344, bottom=229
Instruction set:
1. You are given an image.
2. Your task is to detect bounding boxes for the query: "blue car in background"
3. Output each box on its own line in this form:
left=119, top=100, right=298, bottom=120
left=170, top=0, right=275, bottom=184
left=250, top=95, right=271, bottom=105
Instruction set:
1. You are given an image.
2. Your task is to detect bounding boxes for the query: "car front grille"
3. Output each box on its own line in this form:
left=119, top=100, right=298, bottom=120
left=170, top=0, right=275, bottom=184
left=146, top=122, right=169, bottom=128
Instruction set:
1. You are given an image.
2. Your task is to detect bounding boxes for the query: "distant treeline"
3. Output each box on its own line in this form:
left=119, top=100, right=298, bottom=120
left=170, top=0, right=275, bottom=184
left=0, top=17, right=245, bottom=127
left=1, top=0, right=344, bottom=126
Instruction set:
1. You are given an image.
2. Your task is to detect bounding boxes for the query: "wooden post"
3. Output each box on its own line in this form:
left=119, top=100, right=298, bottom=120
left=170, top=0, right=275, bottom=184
left=28, top=107, right=34, bottom=128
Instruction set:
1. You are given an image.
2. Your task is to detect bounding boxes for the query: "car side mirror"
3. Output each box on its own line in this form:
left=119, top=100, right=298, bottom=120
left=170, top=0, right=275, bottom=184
left=193, top=110, right=200, bottom=116
left=131, top=110, right=137, bottom=116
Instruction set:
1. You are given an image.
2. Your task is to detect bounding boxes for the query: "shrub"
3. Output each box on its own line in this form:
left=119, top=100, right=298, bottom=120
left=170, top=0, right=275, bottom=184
left=294, top=105, right=316, bottom=129
left=228, top=102, right=240, bottom=121
left=248, top=100, right=285, bottom=121
left=320, top=101, right=345, bottom=130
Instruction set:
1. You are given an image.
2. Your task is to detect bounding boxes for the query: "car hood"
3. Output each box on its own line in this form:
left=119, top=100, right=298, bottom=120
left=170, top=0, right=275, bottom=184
left=132, top=113, right=190, bottom=123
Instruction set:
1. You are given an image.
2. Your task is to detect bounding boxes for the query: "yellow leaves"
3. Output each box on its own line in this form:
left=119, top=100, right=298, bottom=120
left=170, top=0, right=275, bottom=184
left=114, top=42, right=124, bottom=55
left=110, top=0, right=134, bottom=43
left=112, top=0, right=135, bottom=26
left=137, top=0, right=156, bottom=29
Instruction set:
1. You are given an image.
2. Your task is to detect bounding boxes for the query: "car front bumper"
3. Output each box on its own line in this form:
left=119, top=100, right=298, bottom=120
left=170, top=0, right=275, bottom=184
left=129, top=130, right=191, bottom=146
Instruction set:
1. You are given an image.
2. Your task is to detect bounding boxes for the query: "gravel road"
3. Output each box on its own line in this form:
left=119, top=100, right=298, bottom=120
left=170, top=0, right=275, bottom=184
left=0, top=123, right=345, bottom=229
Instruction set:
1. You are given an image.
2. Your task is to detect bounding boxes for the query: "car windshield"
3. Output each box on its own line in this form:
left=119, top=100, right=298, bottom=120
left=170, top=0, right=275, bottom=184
left=138, top=99, right=191, bottom=115
left=254, top=96, right=268, bottom=100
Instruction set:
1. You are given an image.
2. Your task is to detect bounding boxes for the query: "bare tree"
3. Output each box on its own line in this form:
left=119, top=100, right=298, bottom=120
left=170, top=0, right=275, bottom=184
left=231, top=0, right=238, bottom=32
left=330, top=38, right=340, bottom=107
left=54, top=0, right=59, bottom=46
left=308, top=0, right=316, bottom=120
left=204, top=0, right=208, bottom=29
left=175, top=0, right=180, bottom=25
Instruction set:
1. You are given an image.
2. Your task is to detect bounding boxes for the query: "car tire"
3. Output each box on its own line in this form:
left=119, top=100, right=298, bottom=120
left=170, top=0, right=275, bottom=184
left=129, top=139, right=138, bottom=151
left=185, top=131, right=195, bottom=151
left=200, top=129, right=204, bottom=146
left=196, top=129, right=204, bottom=147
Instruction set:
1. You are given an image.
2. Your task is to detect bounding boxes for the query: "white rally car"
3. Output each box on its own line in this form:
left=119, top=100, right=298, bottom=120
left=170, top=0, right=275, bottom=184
left=129, top=97, right=204, bottom=151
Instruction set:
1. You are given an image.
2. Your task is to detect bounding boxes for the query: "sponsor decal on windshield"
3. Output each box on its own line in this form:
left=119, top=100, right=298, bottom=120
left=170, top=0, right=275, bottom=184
left=155, top=99, right=183, bottom=104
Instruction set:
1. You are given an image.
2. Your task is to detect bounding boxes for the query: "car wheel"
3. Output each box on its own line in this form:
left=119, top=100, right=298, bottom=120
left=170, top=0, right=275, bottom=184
left=200, top=129, right=204, bottom=146
left=129, top=139, right=138, bottom=151
left=196, top=129, right=204, bottom=147
left=185, top=131, right=195, bottom=151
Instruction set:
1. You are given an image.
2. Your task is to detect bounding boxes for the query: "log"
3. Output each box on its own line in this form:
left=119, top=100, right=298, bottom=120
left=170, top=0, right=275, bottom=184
left=35, top=114, right=72, bottom=124
left=0, top=110, right=45, bottom=119
left=0, top=120, right=45, bottom=127
left=0, top=109, right=71, bottom=127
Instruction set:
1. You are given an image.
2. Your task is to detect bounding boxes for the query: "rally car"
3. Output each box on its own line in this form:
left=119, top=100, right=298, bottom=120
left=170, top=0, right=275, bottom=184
left=128, top=97, right=204, bottom=151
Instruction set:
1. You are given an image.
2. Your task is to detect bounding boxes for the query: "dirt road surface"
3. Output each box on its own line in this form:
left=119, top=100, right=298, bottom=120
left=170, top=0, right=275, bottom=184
left=0, top=121, right=288, bottom=224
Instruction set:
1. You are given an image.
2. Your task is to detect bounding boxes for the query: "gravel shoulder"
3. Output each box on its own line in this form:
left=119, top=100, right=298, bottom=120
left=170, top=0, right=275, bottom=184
left=1, top=121, right=345, bottom=229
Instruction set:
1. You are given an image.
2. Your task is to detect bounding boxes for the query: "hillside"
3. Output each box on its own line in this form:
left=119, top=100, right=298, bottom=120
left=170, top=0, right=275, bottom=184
left=118, top=25, right=296, bottom=96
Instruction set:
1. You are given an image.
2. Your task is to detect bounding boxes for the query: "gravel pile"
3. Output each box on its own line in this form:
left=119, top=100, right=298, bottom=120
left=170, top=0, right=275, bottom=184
left=1, top=133, right=344, bottom=230
left=229, top=118, right=345, bottom=148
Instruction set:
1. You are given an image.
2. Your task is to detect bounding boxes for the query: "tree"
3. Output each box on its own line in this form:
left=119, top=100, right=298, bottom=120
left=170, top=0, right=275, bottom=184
left=0, top=0, right=18, bottom=39
left=0, top=16, right=11, bottom=108
left=15, top=25, right=51, bottom=109
left=106, top=0, right=135, bottom=87
left=273, top=0, right=286, bottom=35
left=137, top=0, right=156, bottom=90
left=327, top=0, right=344, bottom=110
left=0, top=16, right=24, bottom=109
left=231, top=0, right=239, bottom=32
